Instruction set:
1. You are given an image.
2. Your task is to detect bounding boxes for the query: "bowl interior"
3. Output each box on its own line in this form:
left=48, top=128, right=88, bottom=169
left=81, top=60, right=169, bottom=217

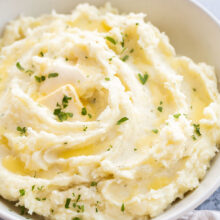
left=0, top=0, right=220, bottom=219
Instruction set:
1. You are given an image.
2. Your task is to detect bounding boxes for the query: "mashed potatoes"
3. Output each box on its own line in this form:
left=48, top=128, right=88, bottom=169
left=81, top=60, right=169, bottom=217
left=0, top=3, right=220, bottom=220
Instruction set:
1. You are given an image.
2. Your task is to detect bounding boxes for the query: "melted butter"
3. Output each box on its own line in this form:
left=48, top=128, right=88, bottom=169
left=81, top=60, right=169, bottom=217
left=190, top=91, right=211, bottom=122
left=59, top=144, right=101, bottom=158
left=66, top=17, right=111, bottom=32
left=2, top=156, right=33, bottom=176
left=148, top=176, right=172, bottom=190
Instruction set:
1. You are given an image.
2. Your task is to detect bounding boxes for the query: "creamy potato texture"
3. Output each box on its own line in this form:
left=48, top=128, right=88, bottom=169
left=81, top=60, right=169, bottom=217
left=0, top=3, right=220, bottom=220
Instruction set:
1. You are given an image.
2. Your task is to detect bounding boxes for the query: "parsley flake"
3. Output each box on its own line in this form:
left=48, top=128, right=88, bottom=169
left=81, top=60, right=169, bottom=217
left=157, top=106, right=163, bottom=112
left=16, top=62, right=25, bottom=72
left=121, top=55, right=129, bottom=62
left=54, top=96, right=73, bottom=121
left=138, top=73, right=148, bottom=85
left=152, top=129, right=159, bottom=134
left=173, top=113, right=181, bottom=119
left=72, top=218, right=81, bottom=220
left=105, top=77, right=110, bottom=81
left=91, top=182, right=97, bottom=187
left=193, top=124, right=201, bottom=136
left=117, top=117, right=129, bottom=125
left=105, top=36, right=116, bottom=45
left=81, top=107, right=87, bottom=115
left=39, top=51, right=44, bottom=57
left=17, top=126, right=27, bottom=136
left=19, top=189, right=25, bottom=197
left=121, top=203, right=125, bottom=212
left=35, top=75, right=46, bottom=83
left=48, top=73, right=59, bottom=78
left=65, top=198, right=71, bottom=208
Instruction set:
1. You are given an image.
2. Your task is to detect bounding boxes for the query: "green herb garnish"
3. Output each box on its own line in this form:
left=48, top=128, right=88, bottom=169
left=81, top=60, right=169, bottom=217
left=81, top=107, right=87, bottom=115
left=91, top=182, right=97, bottom=187
left=138, top=73, right=148, bottom=85
left=117, top=117, right=129, bottom=125
left=17, top=126, right=27, bottom=136
left=157, top=106, right=163, bottom=112
left=35, top=75, right=46, bottom=83
left=39, top=51, right=44, bottom=57
left=152, top=129, right=158, bottom=134
left=54, top=95, right=73, bottom=121
left=121, top=203, right=125, bottom=212
left=121, top=55, right=129, bottom=62
left=105, top=36, right=116, bottom=45
left=193, top=124, right=201, bottom=136
left=105, top=77, right=110, bottom=81
left=192, top=135, right=197, bottom=141
left=48, top=73, right=59, bottom=78
left=65, top=198, right=71, bottom=208
left=173, top=113, right=181, bottom=119
left=16, top=62, right=25, bottom=71
left=19, top=189, right=25, bottom=197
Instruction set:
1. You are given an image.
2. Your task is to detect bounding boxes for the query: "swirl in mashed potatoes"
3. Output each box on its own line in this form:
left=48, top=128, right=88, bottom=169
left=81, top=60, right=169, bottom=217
left=0, top=3, right=220, bottom=220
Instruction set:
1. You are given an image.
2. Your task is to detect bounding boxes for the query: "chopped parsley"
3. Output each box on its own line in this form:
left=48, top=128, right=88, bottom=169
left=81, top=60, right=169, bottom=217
left=37, top=186, right=44, bottom=191
left=107, top=145, right=113, bottom=151
left=105, top=77, right=110, bottom=81
left=193, top=124, right=201, bottom=136
left=19, top=189, right=25, bottom=197
left=136, top=23, right=139, bottom=26
left=88, top=113, right=92, bottom=118
left=192, top=135, right=197, bottom=141
left=193, top=88, right=197, bottom=92
left=65, top=57, right=69, bottom=61
left=91, top=182, right=97, bottom=187
left=138, top=73, right=148, bottom=85
left=76, top=194, right=81, bottom=203
left=157, top=106, right=163, bottom=112
left=173, top=113, right=181, bottom=119
left=20, top=206, right=25, bottom=215
left=129, top=48, right=134, bottom=53
left=152, top=129, right=159, bottom=134
left=116, top=117, right=129, bottom=125
left=83, top=126, right=88, bottom=131
left=121, top=203, right=125, bottom=212
left=65, top=198, right=71, bottom=208
left=17, top=126, right=27, bottom=136
left=39, top=51, right=44, bottom=57
left=54, top=109, right=73, bottom=122
left=54, top=95, right=73, bottom=121
left=105, top=36, right=116, bottom=45
left=62, top=95, right=72, bottom=108
left=48, top=73, right=59, bottom=78
left=32, top=185, right=35, bottom=191
left=72, top=218, right=81, bottom=220
left=35, top=75, right=46, bottom=83
left=121, top=37, right=125, bottom=48
left=16, top=62, right=25, bottom=71
left=81, top=107, right=87, bottom=115
left=121, top=55, right=129, bottom=62
left=160, top=101, right=163, bottom=105
left=134, top=148, right=137, bottom=151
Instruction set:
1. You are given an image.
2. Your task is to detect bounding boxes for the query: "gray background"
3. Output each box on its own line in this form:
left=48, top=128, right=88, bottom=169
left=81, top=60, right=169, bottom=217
left=195, top=0, right=220, bottom=211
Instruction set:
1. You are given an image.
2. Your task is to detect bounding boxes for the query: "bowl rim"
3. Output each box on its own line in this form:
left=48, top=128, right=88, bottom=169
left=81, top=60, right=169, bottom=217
left=0, top=0, right=220, bottom=220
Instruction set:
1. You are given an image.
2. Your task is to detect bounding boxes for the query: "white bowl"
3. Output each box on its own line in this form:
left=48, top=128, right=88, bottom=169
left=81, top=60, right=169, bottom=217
left=0, top=0, right=220, bottom=219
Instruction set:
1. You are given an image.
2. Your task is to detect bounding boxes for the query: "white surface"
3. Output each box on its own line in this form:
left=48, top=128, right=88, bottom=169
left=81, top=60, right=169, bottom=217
left=0, top=0, right=220, bottom=220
